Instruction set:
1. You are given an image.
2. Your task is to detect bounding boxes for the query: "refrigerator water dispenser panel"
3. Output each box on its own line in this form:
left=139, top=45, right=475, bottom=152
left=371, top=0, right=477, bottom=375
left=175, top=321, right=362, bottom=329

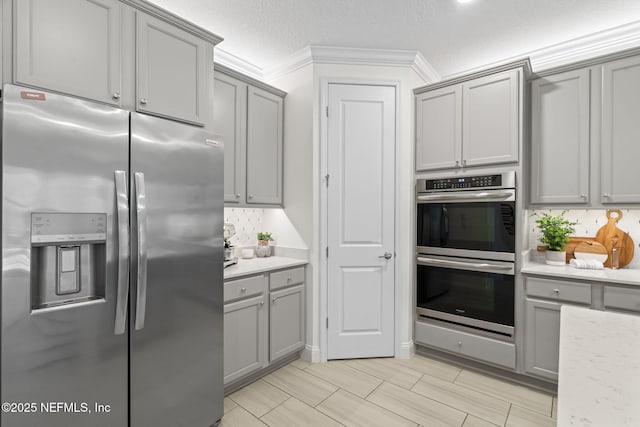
left=30, top=212, right=107, bottom=312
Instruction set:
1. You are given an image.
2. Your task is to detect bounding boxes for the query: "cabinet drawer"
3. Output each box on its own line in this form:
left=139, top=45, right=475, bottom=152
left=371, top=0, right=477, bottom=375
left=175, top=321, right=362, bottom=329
left=525, top=277, right=591, bottom=304
left=604, top=286, right=640, bottom=313
left=224, top=275, right=266, bottom=303
left=415, top=321, right=516, bottom=369
left=270, top=267, right=305, bottom=291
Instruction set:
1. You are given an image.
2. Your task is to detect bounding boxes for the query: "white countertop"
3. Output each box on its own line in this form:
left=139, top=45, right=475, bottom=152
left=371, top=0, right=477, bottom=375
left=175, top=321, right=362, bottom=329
left=223, top=256, right=308, bottom=280
left=558, top=305, right=640, bottom=426
left=521, top=260, right=640, bottom=286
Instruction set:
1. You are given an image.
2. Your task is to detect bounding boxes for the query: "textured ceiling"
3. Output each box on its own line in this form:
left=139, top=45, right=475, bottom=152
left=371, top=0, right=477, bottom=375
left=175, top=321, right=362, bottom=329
left=148, top=0, right=640, bottom=77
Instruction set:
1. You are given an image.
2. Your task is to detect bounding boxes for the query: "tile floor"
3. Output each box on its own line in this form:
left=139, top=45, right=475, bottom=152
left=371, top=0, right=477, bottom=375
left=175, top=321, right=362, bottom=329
left=221, top=354, right=557, bottom=427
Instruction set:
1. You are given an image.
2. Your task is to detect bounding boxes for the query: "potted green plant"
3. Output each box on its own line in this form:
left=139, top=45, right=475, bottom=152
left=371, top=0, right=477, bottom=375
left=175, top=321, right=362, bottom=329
left=535, top=212, right=577, bottom=265
left=255, top=232, right=273, bottom=257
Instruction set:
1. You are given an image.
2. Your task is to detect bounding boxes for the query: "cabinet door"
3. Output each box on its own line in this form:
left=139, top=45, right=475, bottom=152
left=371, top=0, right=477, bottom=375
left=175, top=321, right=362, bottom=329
left=530, top=70, right=591, bottom=204
left=223, top=294, right=267, bottom=384
left=246, top=86, right=283, bottom=204
left=462, top=69, right=519, bottom=167
left=415, top=86, right=462, bottom=170
left=214, top=73, right=247, bottom=203
left=136, top=14, right=208, bottom=125
left=524, top=299, right=561, bottom=381
left=269, top=284, right=305, bottom=361
left=601, top=55, right=640, bottom=203
left=14, top=0, right=121, bottom=105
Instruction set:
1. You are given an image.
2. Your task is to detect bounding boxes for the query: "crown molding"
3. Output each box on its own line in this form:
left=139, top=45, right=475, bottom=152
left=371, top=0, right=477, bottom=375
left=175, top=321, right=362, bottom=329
left=263, top=45, right=440, bottom=83
left=213, top=47, right=264, bottom=81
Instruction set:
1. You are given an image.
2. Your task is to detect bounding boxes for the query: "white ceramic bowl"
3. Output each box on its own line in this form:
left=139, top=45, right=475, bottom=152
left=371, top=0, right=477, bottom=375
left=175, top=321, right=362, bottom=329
left=241, top=248, right=255, bottom=259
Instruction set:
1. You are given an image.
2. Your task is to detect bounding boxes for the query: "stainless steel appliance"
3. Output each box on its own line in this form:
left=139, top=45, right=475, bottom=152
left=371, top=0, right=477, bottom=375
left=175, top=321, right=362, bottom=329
left=1, top=84, right=224, bottom=427
left=415, top=171, right=516, bottom=339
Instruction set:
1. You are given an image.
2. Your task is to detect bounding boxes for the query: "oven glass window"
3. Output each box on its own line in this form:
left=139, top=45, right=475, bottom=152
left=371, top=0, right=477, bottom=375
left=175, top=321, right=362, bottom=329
left=416, top=202, right=515, bottom=252
left=416, top=265, right=514, bottom=327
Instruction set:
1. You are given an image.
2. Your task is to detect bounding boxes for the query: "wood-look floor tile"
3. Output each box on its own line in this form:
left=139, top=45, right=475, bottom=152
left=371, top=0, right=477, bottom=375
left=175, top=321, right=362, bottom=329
left=305, top=361, right=382, bottom=398
left=412, top=375, right=510, bottom=426
left=229, top=379, right=289, bottom=417
left=462, top=415, right=500, bottom=427
left=220, top=406, right=267, bottom=427
left=454, top=369, right=553, bottom=416
left=506, top=405, right=557, bottom=427
left=261, top=397, right=344, bottom=427
left=552, top=397, right=558, bottom=419
left=344, top=358, right=423, bottom=389
left=318, top=389, right=417, bottom=427
left=289, top=358, right=312, bottom=370
left=395, top=354, right=461, bottom=382
left=263, top=364, right=338, bottom=407
left=367, top=381, right=466, bottom=427
left=224, top=397, right=238, bottom=414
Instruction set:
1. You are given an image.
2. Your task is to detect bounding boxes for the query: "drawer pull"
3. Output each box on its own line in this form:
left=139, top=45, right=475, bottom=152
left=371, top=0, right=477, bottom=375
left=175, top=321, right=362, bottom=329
left=272, top=297, right=277, bottom=303
left=260, top=301, right=264, bottom=306
left=240, top=287, right=247, bottom=293
left=287, top=277, right=292, bottom=283
left=457, top=341, right=462, bottom=347
left=553, top=288, right=560, bottom=295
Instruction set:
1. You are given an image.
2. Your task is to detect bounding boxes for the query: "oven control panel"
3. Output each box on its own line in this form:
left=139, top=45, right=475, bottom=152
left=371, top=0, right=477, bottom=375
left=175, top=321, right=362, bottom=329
left=424, top=174, right=503, bottom=190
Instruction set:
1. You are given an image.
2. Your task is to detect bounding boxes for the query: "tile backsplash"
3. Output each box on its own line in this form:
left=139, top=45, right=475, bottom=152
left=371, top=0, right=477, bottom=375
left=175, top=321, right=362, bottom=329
left=224, top=208, right=264, bottom=246
left=527, top=209, right=640, bottom=269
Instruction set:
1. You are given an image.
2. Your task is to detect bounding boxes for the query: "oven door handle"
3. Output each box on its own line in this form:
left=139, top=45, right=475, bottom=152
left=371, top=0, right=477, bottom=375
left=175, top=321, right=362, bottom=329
left=417, top=256, right=513, bottom=273
left=417, top=191, right=513, bottom=202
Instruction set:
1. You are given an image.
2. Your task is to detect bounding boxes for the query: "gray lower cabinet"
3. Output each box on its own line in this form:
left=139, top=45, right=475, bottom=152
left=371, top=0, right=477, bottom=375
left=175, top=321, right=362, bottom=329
left=270, top=284, right=305, bottom=361
left=523, top=276, right=591, bottom=382
left=603, top=285, right=640, bottom=313
left=223, top=266, right=305, bottom=386
left=136, top=13, right=209, bottom=125
left=529, top=51, right=640, bottom=206
left=214, top=64, right=285, bottom=206
left=414, top=63, right=525, bottom=171
left=14, top=0, right=122, bottom=105
left=223, top=275, right=268, bottom=385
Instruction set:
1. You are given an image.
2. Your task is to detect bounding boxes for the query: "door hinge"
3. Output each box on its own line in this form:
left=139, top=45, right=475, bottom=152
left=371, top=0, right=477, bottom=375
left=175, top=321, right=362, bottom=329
left=326, top=317, right=329, bottom=329
left=325, top=174, right=330, bottom=187
left=326, top=246, right=329, bottom=258
left=325, top=106, right=329, bottom=117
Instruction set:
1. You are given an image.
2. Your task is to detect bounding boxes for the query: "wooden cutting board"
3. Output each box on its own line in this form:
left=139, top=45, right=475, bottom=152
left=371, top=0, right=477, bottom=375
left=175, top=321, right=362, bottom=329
left=565, top=237, right=597, bottom=263
left=595, top=209, right=635, bottom=268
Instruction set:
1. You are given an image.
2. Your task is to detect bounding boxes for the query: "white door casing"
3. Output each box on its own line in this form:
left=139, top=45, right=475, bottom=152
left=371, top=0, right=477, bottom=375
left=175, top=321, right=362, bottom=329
left=326, top=83, right=396, bottom=359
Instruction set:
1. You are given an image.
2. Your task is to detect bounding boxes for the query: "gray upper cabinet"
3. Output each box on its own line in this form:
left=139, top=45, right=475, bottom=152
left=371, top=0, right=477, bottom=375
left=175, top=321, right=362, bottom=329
left=530, top=69, right=591, bottom=204
left=528, top=51, right=640, bottom=207
left=247, top=86, right=284, bottom=205
left=462, top=69, right=519, bottom=167
left=415, top=86, right=461, bottom=170
left=136, top=13, right=208, bottom=125
left=14, top=0, right=122, bottom=105
left=601, top=55, right=640, bottom=204
left=214, top=65, right=286, bottom=207
left=214, top=73, right=247, bottom=203
left=414, top=63, right=525, bottom=172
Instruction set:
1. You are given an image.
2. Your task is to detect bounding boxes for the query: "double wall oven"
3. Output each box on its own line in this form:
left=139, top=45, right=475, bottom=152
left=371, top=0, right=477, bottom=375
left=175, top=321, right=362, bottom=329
left=416, top=171, right=516, bottom=340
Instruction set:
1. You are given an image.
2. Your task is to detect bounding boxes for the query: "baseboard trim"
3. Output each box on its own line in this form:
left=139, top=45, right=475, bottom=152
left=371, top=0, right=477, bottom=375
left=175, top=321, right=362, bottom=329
left=300, top=344, right=321, bottom=363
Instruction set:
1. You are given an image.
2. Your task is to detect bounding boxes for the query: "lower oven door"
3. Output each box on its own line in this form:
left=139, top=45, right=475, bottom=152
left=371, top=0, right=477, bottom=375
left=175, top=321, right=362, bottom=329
left=416, top=255, right=515, bottom=338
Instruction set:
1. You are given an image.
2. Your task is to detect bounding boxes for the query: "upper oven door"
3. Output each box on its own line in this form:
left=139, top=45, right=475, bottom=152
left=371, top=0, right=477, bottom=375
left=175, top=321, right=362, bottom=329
left=416, top=188, right=516, bottom=261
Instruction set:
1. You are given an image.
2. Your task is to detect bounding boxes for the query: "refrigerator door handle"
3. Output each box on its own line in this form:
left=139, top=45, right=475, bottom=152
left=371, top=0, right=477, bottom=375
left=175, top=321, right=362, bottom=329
left=134, top=172, right=148, bottom=331
left=114, top=170, right=130, bottom=335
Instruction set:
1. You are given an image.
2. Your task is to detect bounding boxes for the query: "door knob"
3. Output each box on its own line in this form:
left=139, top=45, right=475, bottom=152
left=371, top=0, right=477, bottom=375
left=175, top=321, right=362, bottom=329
left=378, top=252, right=393, bottom=260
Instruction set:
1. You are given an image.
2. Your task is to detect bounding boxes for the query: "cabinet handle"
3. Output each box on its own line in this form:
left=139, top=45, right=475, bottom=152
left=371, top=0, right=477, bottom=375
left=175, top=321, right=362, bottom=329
left=240, top=287, right=246, bottom=293
left=112, top=92, right=121, bottom=100
left=462, top=159, right=467, bottom=166
left=248, top=194, right=254, bottom=200
left=553, top=288, right=560, bottom=295
left=139, top=98, right=148, bottom=105
left=235, top=193, right=241, bottom=199
left=272, top=297, right=277, bottom=303
left=260, top=301, right=264, bottom=306
left=455, top=160, right=460, bottom=167
left=287, top=277, right=292, bottom=283
left=580, top=194, right=587, bottom=199
left=603, top=193, right=610, bottom=199
left=457, top=341, right=462, bottom=347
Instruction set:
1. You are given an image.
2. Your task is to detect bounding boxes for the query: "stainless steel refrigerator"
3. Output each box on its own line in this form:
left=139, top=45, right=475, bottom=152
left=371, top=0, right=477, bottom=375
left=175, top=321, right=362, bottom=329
left=0, top=84, right=224, bottom=427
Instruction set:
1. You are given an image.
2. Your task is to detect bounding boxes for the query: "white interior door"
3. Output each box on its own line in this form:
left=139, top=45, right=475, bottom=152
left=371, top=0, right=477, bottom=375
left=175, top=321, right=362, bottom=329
left=327, top=83, right=396, bottom=359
